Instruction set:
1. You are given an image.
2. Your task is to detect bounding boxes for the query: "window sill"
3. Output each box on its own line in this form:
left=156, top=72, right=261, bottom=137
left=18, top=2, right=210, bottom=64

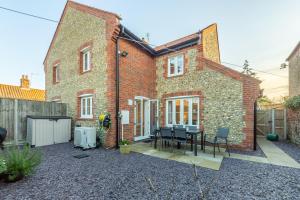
left=167, top=74, right=184, bottom=78
left=80, top=69, right=92, bottom=75
left=78, top=117, right=95, bottom=121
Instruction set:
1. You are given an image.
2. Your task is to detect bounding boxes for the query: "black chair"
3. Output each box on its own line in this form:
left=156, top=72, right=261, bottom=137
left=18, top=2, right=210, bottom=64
left=204, top=128, right=230, bottom=157
left=149, top=126, right=159, bottom=147
left=160, top=127, right=173, bottom=151
left=173, top=128, right=188, bottom=154
left=173, top=125, right=184, bottom=129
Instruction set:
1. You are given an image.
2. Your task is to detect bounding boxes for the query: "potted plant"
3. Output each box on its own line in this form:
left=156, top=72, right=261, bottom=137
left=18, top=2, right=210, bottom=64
left=97, top=113, right=111, bottom=148
left=119, top=139, right=131, bottom=154
left=2, top=145, right=41, bottom=182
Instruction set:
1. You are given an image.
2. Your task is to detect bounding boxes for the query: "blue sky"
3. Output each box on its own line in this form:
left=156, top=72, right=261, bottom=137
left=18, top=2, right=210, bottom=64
left=1, top=0, right=299, bottom=99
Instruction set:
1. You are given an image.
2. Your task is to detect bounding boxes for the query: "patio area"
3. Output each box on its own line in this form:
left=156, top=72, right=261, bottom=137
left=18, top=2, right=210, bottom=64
left=1, top=140, right=300, bottom=199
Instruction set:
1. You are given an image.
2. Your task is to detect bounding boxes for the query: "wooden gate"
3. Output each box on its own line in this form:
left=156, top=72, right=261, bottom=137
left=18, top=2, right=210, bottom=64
left=256, top=109, right=287, bottom=139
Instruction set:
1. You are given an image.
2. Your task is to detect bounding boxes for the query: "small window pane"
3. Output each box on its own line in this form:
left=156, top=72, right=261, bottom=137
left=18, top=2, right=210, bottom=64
left=175, top=99, right=180, bottom=124
left=82, top=98, right=86, bottom=115
left=177, top=56, right=184, bottom=74
left=168, top=101, right=173, bottom=124
left=192, top=99, right=198, bottom=125
left=183, top=99, right=189, bottom=125
left=169, top=58, right=176, bottom=75
left=87, top=98, right=91, bottom=115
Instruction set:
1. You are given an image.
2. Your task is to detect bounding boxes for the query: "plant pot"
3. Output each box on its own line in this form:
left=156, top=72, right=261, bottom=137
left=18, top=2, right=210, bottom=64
left=266, top=133, right=279, bottom=141
left=120, top=145, right=131, bottom=154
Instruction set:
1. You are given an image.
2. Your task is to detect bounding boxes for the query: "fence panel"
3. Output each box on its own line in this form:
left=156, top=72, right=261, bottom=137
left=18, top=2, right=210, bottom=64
left=0, top=98, right=68, bottom=144
left=256, top=108, right=287, bottom=139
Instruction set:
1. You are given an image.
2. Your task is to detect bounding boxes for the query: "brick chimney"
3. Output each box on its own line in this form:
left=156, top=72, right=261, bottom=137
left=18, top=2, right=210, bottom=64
left=20, top=75, right=30, bottom=89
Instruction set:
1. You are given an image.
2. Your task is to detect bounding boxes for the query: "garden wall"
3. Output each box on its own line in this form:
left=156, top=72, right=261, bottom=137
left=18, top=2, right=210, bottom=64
left=287, top=109, right=300, bottom=145
left=0, top=98, right=67, bottom=144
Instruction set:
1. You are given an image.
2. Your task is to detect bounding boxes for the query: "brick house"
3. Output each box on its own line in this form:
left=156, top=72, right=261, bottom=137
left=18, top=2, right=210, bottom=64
left=44, top=1, right=260, bottom=150
left=286, top=42, right=300, bottom=97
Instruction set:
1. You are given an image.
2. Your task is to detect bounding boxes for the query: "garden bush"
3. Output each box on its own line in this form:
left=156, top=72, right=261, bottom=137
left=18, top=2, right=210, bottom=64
left=0, top=156, right=6, bottom=174
left=4, top=145, right=41, bottom=182
left=284, top=95, right=300, bottom=110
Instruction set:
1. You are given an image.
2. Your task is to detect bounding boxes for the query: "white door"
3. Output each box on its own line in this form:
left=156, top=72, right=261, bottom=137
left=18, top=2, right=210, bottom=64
left=144, top=100, right=150, bottom=137
left=35, top=119, right=54, bottom=147
left=53, top=119, right=71, bottom=144
left=134, top=96, right=151, bottom=141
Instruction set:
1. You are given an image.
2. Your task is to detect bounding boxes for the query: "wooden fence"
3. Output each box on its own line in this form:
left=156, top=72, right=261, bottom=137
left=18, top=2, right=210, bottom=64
left=256, top=108, right=287, bottom=139
left=0, top=98, right=67, bottom=144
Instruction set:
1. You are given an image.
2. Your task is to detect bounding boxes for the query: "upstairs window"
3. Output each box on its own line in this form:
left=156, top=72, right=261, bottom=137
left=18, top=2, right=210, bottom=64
left=168, top=54, right=184, bottom=77
left=81, top=48, right=91, bottom=72
left=53, top=64, right=60, bottom=83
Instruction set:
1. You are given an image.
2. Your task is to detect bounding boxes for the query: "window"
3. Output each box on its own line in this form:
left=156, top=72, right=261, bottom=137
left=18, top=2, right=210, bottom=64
left=80, top=95, right=93, bottom=119
left=166, top=97, right=199, bottom=127
left=81, top=48, right=91, bottom=72
left=54, top=64, right=60, bottom=83
left=168, top=54, right=184, bottom=77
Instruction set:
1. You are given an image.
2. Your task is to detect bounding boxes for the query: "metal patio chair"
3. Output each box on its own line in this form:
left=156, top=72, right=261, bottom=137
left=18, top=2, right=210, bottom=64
left=149, top=126, right=159, bottom=147
left=173, top=128, right=188, bottom=154
left=173, top=125, right=184, bottom=129
left=160, top=127, right=173, bottom=151
left=204, top=127, right=230, bottom=157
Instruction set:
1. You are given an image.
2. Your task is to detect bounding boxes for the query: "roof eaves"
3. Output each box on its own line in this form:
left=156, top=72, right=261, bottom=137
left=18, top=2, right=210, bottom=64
left=286, top=41, right=300, bottom=61
left=119, top=24, right=156, bottom=56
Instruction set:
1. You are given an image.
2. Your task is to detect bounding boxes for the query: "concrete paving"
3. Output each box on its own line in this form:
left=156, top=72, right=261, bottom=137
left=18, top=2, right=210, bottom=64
left=131, top=142, right=224, bottom=170
left=132, top=136, right=300, bottom=170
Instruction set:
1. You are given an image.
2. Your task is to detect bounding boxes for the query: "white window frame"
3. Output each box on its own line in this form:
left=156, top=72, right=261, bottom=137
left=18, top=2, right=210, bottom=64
left=81, top=47, right=91, bottom=72
left=54, top=64, right=60, bottom=83
left=168, top=54, right=184, bottom=77
left=165, top=96, right=199, bottom=127
left=80, top=94, right=93, bottom=119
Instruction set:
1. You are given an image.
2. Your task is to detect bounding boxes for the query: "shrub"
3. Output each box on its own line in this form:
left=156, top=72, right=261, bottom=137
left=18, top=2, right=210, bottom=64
left=284, top=95, right=300, bottom=110
left=4, top=145, right=41, bottom=182
left=0, top=157, right=6, bottom=174
left=120, top=139, right=130, bottom=146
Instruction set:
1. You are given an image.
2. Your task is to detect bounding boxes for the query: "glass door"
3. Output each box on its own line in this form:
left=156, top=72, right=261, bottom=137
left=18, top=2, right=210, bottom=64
left=134, top=97, right=158, bottom=141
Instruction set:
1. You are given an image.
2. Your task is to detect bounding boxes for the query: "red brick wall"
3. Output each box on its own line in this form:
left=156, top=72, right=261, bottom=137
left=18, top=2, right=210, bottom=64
left=117, top=39, right=156, bottom=142
left=239, top=76, right=261, bottom=150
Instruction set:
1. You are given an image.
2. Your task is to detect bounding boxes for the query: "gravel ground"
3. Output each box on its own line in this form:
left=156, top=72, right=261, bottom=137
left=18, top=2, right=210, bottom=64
left=228, top=144, right=266, bottom=157
left=274, top=140, right=300, bottom=163
left=0, top=142, right=299, bottom=200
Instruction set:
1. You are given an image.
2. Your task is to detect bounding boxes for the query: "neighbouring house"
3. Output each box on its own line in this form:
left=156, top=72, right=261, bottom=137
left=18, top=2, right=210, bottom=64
left=44, top=1, right=261, bottom=150
left=287, top=41, right=300, bottom=97
left=0, top=75, right=45, bottom=101
left=286, top=42, right=300, bottom=145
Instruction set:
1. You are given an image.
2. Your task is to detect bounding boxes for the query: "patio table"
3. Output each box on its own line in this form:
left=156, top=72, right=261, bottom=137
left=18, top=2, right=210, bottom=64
left=154, top=128, right=203, bottom=156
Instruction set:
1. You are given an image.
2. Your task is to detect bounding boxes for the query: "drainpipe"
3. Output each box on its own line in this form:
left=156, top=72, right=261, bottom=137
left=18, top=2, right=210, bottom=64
left=116, top=37, right=120, bottom=148
left=115, top=26, right=124, bottom=148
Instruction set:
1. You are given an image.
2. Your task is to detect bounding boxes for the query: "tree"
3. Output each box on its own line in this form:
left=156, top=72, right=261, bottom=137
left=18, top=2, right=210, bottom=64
left=242, top=60, right=256, bottom=77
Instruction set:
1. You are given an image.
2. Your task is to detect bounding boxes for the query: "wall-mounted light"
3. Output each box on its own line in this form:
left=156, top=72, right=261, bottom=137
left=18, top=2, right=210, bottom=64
left=120, top=51, right=128, bottom=57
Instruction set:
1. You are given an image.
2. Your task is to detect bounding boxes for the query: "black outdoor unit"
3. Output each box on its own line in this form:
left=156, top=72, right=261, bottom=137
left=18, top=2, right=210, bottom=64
left=0, top=127, right=7, bottom=149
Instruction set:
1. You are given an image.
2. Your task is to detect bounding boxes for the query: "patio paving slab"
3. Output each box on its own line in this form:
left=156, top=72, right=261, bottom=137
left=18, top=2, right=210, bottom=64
left=131, top=143, right=223, bottom=170
left=257, top=136, right=300, bottom=168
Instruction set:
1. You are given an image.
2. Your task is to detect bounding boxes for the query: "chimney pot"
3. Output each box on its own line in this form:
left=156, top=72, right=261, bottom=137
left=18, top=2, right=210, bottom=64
left=20, top=74, right=30, bottom=89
